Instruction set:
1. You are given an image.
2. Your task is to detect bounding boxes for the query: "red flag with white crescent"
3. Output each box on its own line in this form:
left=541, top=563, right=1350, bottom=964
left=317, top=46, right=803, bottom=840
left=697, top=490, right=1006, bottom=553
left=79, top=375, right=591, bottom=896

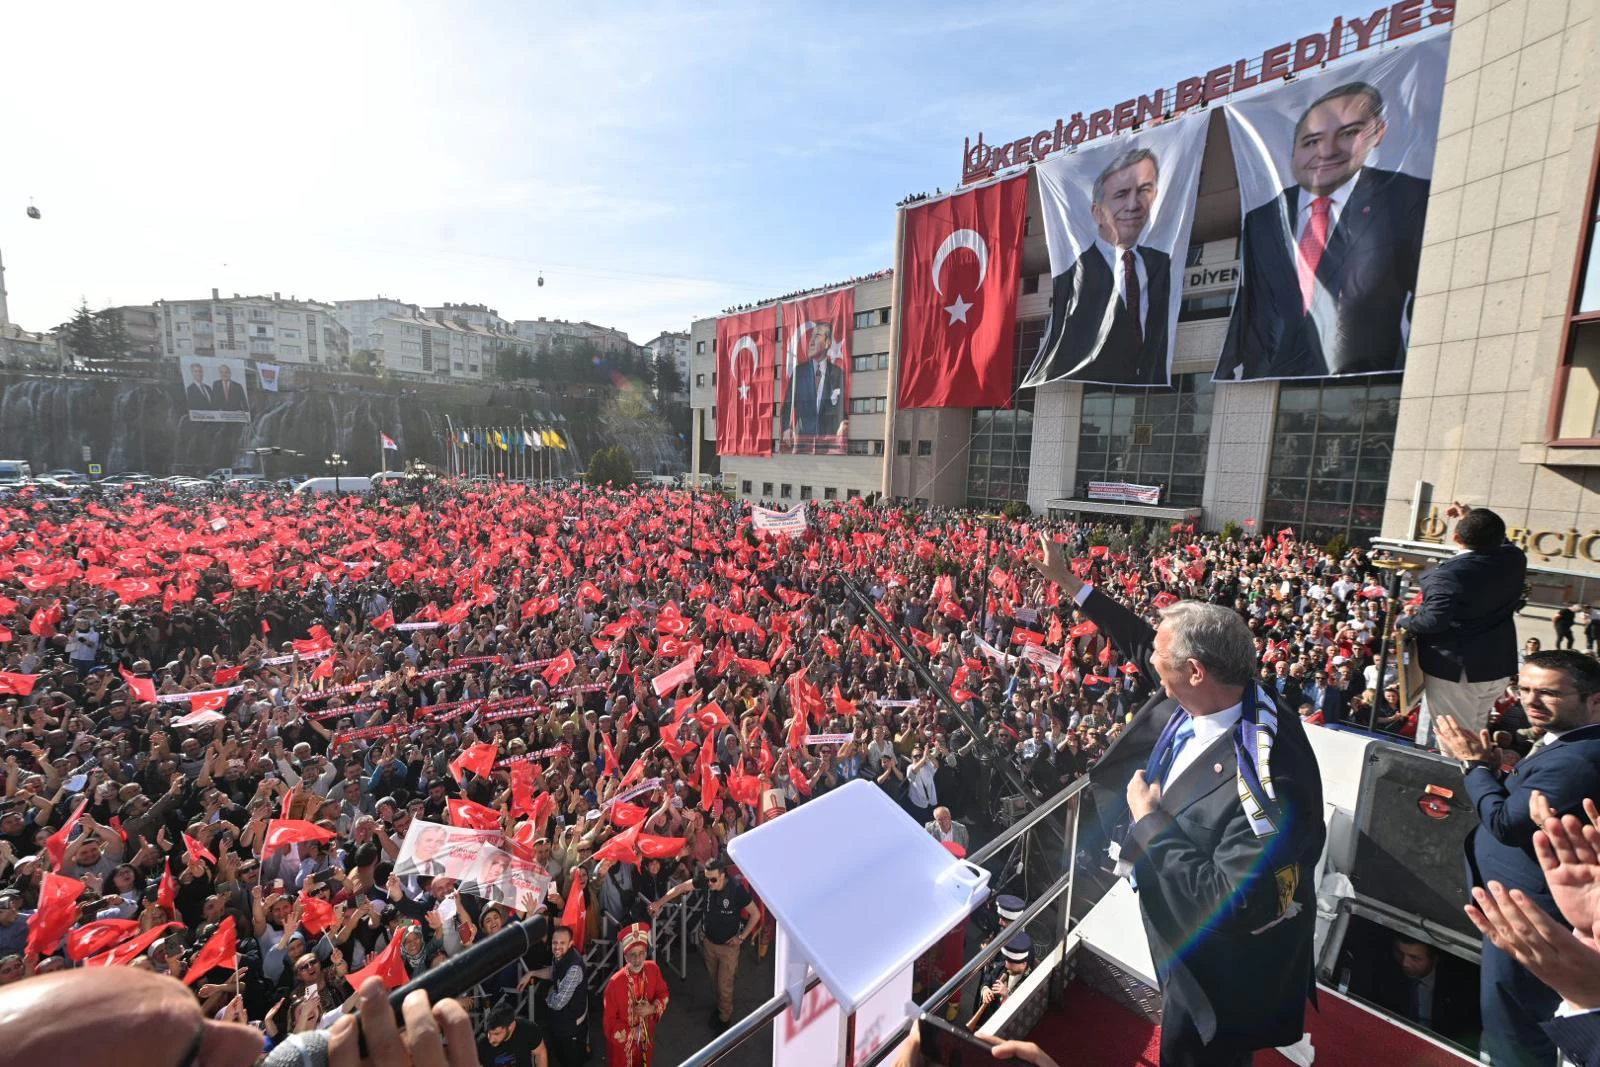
left=896, top=174, right=1028, bottom=409
left=715, top=305, right=778, bottom=456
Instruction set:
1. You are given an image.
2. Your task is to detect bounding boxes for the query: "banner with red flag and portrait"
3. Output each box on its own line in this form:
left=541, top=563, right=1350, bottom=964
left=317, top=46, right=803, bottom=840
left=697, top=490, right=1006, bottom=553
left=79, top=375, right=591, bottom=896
left=896, top=172, right=1028, bottom=409
left=778, top=289, right=851, bottom=455
left=715, top=306, right=778, bottom=457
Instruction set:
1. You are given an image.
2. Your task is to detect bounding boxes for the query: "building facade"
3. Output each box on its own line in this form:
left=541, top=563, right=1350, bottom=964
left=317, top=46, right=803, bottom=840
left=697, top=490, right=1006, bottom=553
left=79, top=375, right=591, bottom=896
left=643, top=330, right=690, bottom=403
left=511, top=317, right=635, bottom=354
left=366, top=311, right=495, bottom=380
left=160, top=290, right=350, bottom=368
left=335, top=298, right=419, bottom=355
left=1381, top=0, right=1600, bottom=594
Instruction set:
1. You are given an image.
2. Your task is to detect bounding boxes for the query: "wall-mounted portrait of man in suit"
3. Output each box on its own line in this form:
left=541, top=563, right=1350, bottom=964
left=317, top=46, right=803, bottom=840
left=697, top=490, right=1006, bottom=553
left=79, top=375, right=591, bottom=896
left=1023, top=113, right=1208, bottom=390
left=1214, top=35, right=1448, bottom=381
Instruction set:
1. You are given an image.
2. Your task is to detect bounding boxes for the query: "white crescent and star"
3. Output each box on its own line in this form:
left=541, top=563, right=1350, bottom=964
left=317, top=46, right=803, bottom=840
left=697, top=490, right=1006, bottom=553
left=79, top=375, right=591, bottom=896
left=729, top=335, right=758, bottom=400
left=931, top=228, right=989, bottom=328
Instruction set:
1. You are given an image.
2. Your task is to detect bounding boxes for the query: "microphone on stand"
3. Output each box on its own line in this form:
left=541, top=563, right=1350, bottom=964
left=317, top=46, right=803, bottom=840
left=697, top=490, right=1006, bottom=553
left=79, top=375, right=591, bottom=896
left=261, top=915, right=543, bottom=1067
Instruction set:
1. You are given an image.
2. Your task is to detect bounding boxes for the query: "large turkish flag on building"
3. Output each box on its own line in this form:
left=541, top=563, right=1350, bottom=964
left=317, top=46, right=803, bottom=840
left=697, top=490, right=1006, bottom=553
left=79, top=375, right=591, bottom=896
left=896, top=173, right=1029, bottom=409
left=716, top=305, right=778, bottom=456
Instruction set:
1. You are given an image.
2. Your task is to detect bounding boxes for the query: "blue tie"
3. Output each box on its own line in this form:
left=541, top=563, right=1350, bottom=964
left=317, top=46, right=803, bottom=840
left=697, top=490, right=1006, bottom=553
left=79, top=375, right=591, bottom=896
left=1150, top=714, right=1195, bottom=788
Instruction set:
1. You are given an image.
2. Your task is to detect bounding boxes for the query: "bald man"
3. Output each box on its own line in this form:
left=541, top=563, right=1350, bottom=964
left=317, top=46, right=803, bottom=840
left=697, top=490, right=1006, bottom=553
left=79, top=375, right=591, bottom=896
left=0, top=970, right=478, bottom=1067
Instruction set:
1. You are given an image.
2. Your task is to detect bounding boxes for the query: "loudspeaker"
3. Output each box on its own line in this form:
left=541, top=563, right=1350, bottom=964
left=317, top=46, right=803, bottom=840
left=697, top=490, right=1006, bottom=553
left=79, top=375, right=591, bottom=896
left=1350, top=744, right=1476, bottom=935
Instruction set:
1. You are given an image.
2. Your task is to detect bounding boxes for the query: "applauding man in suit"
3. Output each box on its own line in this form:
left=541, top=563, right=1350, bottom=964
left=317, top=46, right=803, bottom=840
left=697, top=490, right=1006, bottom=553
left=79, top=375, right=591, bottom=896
left=1036, top=535, right=1324, bottom=1066
left=1438, top=649, right=1600, bottom=1067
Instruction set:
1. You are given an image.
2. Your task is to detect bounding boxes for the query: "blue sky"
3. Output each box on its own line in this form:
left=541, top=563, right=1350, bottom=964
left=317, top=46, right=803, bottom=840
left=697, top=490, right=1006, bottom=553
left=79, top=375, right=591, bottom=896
left=0, top=0, right=1355, bottom=343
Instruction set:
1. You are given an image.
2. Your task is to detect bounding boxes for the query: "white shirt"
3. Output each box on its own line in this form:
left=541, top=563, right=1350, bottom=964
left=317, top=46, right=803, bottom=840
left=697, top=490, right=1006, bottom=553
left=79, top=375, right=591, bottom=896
left=907, top=761, right=938, bottom=809
left=1165, top=703, right=1243, bottom=789
left=1294, top=171, right=1361, bottom=245
left=1094, top=238, right=1150, bottom=333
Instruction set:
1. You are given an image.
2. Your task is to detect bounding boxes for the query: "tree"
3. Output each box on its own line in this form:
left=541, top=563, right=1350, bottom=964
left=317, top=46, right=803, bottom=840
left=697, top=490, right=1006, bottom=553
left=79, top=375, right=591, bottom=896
left=653, top=352, right=685, bottom=398
left=62, top=301, right=102, bottom=362
left=351, top=349, right=378, bottom=374
left=94, top=309, right=131, bottom=361
left=586, top=445, right=635, bottom=487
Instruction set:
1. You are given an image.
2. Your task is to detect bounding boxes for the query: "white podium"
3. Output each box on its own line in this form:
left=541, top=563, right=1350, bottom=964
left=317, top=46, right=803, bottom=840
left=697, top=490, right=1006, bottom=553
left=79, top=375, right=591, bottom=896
left=727, top=779, right=991, bottom=1066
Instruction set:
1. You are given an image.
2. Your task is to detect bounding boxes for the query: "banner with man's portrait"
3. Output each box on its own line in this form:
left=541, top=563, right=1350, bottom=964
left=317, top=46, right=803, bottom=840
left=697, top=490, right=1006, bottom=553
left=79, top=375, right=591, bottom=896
left=179, top=356, right=252, bottom=424
left=393, top=820, right=500, bottom=881
left=1213, top=35, right=1448, bottom=381
left=1022, top=114, right=1209, bottom=388
left=779, top=289, right=852, bottom=455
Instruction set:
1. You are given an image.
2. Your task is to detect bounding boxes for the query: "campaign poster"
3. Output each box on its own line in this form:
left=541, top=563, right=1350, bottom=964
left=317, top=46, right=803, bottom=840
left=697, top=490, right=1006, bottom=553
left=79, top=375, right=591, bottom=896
left=393, top=820, right=500, bottom=881
left=778, top=289, right=851, bottom=455
left=179, top=356, right=252, bottom=424
left=458, top=844, right=516, bottom=905
left=1022, top=114, right=1209, bottom=388
left=1214, top=35, right=1448, bottom=381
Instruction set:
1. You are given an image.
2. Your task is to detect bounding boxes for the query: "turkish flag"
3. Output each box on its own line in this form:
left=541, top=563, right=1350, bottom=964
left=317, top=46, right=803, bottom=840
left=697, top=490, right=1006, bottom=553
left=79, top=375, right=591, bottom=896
left=84, top=921, right=181, bottom=967
left=371, top=608, right=395, bottom=631
left=1152, top=591, right=1179, bottom=610
left=448, top=797, right=502, bottom=831
left=182, top=832, right=217, bottom=867
left=1069, top=621, right=1099, bottom=638
left=637, top=833, right=686, bottom=860
left=0, top=671, right=37, bottom=696
left=716, top=305, right=778, bottom=456
left=120, top=665, right=157, bottom=703
left=183, top=915, right=239, bottom=985
left=449, top=741, right=498, bottom=783
left=212, top=664, right=244, bottom=687
left=26, top=872, right=84, bottom=956
left=542, top=649, right=576, bottom=686
left=157, top=858, right=178, bottom=913
left=66, top=918, right=141, bottom=962
left=348, top=924, right=411, bottom=991
left=896, top=173, right=1029, bottom=409
left=609, top=801, right=649, bottom=828
left=263, top=819, right=337, bottom=852
left=300, top=894, right=337, bottom=937
left=562, top=868, right=588, bottom=951
left=651, top=654, right=698, bottom=697
left=833, top=683, right=857, bottom=717
left=44, top=798, right=88, bottom=868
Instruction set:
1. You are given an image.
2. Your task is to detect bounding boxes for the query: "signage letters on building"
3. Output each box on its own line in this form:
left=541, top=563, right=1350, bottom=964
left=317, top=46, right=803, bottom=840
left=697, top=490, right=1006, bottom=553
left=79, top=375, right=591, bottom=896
left=959, top=0, right=1456, bottom=183
left=1418, top=506, right=1600, bottom=565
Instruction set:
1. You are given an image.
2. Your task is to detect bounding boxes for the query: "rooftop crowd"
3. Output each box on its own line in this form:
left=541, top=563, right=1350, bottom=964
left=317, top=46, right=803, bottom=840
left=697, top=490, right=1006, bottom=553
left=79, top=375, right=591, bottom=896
left=0, top=480, right=1464, bottom=1062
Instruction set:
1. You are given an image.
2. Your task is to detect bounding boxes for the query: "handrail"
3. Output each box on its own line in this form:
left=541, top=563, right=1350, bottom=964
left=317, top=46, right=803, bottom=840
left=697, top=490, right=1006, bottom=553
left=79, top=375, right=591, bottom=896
left=678, top=774, right=1092, bottom=1067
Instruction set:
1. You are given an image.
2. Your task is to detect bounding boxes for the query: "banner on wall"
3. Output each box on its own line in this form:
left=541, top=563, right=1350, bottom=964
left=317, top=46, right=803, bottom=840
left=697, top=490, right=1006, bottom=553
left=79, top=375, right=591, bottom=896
left=1214, top=34, right=1448, bottom=381
left=715, top=306, right=778, bottom=457
left=1087, top=481, right=1161, bottom=505
left=779, top=289, right=852, bottom=455
left=179, top=356, right=251, bottom=423
left=1022, top=114, right=1209, bottom=388
left=896, top=173, right=1029, bottom=409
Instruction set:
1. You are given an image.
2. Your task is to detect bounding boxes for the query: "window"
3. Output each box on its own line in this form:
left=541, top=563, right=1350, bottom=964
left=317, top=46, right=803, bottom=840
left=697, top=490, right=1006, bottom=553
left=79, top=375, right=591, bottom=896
left=847, top=488, right=862, bottom=499
left=695, top=373, right=705, bottom=387
left=741, top=480, right=752, bottom=494
left=877, top=353, right=890, bottom=370
left=761, top=482, right=774, bottom=498
left=872, top=439, right=885, bottom=455
left=846, top=438, right=885, bottom=457
left=711, top=372, right=717, bottom=385
left=695, top=340, right=705, bottom=354
left=914, top=497, right=928, bottom=506
left=853, top=311, right=876, bottom=330
left=780, top=483, right=792, bottom=499
left=897, top=440, right=911, bottom=456
left=917, top=440, right=932, bottom=456
left=967, top=317, right=1048, bottom=509
left=255, top=325, right=268, bottom=337
left=878, top=308, right=890, bottom=325
left=800, top=485, right=813, bottom=500
left=1264, top=378, right=1398, bottom=546
left=824, top=487, right=838, bottom=500
left=1073, top=372, right=1214, bottom=510
left=852, top=354, right=872, bottom=372
left=849, top=397, right=887, bottom=415
left=1023, top=274, right=1040, bottom=295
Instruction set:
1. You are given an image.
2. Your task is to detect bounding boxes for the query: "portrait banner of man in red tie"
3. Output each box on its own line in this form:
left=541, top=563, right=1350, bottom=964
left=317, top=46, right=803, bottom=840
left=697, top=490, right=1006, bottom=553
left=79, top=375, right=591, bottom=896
left=1022, top=114, right=1209, bottom=389
left=1214, top=33, right=1448, bottom=382
left=180, top=356, right=253, bottom=424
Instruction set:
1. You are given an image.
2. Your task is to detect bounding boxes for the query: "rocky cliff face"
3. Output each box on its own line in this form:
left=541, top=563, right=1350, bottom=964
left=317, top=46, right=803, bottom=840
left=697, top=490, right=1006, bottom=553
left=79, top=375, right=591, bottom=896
left=0, top=373, right=684, bottom=478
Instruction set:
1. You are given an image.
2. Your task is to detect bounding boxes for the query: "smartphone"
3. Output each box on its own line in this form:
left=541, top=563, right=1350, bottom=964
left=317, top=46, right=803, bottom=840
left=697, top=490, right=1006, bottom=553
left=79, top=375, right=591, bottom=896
left=916, top=1014, right=993, bottom=1066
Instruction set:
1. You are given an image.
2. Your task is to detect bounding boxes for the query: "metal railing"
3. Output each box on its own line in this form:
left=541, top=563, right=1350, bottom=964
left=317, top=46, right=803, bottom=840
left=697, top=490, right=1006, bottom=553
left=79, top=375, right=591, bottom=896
left=679, top=773, right=1097, bottom=1067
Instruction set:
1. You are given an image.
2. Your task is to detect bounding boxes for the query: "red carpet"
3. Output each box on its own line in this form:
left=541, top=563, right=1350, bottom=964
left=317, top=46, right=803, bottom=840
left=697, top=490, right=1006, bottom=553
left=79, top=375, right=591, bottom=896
left=1029, top=985, right=1475, bottom=1066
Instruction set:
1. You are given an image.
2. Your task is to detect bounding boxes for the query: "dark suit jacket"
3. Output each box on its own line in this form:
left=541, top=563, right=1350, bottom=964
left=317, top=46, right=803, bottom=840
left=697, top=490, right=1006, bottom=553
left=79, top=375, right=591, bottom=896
left=1217, top=167, right=1430, bottom=379
left=1461, top=723, right=1600, bottom=911
left=1367, top=953, right=1480, bottom=1050
left=1546, top=1010, right=1600, bottom=1067
left=1396, top=543, right=1527, bottom=682
left=185, top=381, right=213, bottom=409
left=782, top=358, right=844, bottom=439
left=209, top=379, right=248, bottom=411
left=1081, top=588, right=1326, bottom=1053
left=1033, top=244, right=1171, bottom=385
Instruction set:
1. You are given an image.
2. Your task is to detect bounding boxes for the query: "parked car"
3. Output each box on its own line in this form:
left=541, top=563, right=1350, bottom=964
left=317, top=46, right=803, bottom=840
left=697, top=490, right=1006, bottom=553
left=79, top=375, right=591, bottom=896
left=0, top=461, right=34, bottom=484
left=43, top=469, right=85, bottom=484
left=292, top=476, right=371, bottom=495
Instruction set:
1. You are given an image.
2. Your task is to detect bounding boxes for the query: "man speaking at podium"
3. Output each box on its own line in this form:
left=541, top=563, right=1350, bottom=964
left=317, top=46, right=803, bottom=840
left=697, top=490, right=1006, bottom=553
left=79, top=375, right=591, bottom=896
left=1037, top=536, right=1325, bottom=1066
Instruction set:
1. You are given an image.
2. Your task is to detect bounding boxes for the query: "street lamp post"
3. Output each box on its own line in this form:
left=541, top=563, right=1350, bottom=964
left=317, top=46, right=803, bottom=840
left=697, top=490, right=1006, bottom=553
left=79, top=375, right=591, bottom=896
left=325, top=452, right=348, bottom=493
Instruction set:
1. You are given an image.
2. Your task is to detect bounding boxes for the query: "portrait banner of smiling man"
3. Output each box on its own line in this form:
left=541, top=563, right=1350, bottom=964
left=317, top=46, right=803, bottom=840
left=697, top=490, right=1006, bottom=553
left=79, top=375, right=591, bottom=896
left=1023, top=114, right=1208, bottom=388
left=1214, top=34, right=1448, bottom=381
left=779, top=288, right=852, bottom=455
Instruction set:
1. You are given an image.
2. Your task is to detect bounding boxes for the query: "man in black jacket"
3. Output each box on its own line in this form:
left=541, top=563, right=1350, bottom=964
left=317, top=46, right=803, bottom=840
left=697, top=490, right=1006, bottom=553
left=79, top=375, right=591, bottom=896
left=1397, top=504, right=1526, bottom=749
left=1037, top=535, right=1324, bottom=1066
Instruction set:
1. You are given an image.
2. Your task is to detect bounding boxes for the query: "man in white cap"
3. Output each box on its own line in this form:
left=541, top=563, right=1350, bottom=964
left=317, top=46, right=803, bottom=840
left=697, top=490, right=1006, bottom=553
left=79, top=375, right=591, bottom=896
left=604, top=922, right=668, bottom=1067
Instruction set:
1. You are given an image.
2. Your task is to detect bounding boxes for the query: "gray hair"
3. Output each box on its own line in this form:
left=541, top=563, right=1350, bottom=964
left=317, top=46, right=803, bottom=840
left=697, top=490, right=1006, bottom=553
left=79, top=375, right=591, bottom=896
left=1157, top=600, right=1257, bottom=688
left=1091, top=148, right=1159, bottom=206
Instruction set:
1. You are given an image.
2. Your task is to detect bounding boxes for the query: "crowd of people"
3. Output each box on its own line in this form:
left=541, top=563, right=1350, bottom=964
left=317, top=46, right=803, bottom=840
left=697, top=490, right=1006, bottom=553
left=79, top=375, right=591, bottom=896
left=0, top=478, right=1476, bottom=1063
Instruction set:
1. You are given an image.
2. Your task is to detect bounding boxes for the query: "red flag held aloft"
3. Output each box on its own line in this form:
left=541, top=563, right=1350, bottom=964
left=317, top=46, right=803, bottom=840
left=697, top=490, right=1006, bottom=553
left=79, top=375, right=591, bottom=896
left=183, top=915, right=239, bottom=985
left=348, top=924, right=411, bottom=990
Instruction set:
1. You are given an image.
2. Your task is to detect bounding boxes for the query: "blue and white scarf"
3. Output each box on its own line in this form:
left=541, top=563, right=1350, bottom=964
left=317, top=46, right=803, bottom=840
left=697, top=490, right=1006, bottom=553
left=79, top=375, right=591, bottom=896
left=1146, top=683, right=1281, bottom=837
